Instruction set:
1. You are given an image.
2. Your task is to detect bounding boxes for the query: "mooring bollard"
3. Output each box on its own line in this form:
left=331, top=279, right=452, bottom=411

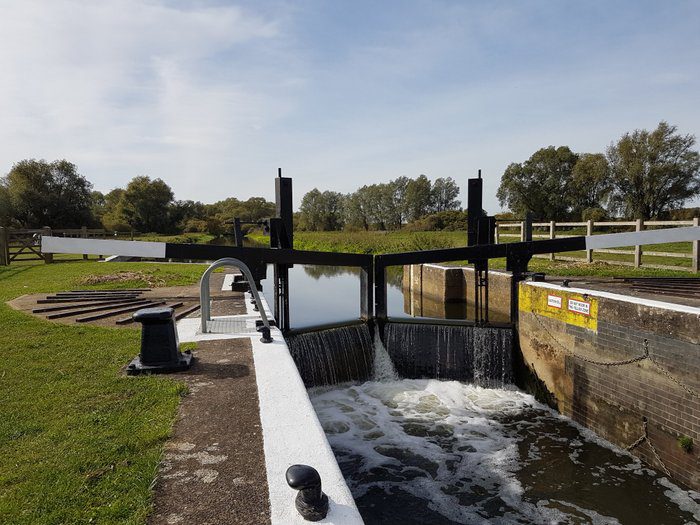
left=285, top=464, right=329, bottom=521
left=127, top=306, right=193, bottom=375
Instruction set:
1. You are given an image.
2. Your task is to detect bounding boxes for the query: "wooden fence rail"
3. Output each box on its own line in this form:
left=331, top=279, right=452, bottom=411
left=0, top=227, right=136, bottom=265
left=495, top=218, right=700, bottom=273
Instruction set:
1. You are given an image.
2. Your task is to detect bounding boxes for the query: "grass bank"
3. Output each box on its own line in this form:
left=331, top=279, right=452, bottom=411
left=250, top=231, right=695, bottom=277
left=0, top=260, right=204, bottom=524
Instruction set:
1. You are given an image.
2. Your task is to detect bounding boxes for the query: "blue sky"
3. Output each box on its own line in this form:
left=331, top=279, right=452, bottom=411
left=1, top=0, right=699, bottom=212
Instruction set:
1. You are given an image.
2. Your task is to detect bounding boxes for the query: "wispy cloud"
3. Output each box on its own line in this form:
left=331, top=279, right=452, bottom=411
left=0, top=1, right=698, bottom=210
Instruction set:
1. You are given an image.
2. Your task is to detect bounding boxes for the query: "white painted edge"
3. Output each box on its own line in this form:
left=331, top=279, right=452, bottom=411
left=585, top=226, right=700, bottom=249
left=424, top=262, right=511, bottom=276
left=41, top=236, right=166, bottom=258
left=525, top=280, right=700, bottom=315
left=175, top=282, right=363, bottom=524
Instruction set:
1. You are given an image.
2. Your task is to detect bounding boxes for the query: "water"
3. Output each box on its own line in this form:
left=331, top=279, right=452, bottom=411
left=258, top=264, right=468, bottom=330
left=384, top=323, right=513, bottom=386
left=285, top=324, right=374, bottom=387
left=310, top=379, right=700, bottom=525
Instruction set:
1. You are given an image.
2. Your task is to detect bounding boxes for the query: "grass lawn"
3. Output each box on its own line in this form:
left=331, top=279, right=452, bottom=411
left=0, top=260, right=205, bottom=524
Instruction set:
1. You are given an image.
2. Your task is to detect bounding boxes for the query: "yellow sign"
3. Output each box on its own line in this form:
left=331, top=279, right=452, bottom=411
left=519, top=284, right=598, bottom=332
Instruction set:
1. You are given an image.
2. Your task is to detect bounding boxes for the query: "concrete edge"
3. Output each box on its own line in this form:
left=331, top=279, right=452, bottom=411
left=175, top=275, right=363, bottom=524
left=422, top=262, right=511, bottom=276
left=525, top=280, right=700, bottom=315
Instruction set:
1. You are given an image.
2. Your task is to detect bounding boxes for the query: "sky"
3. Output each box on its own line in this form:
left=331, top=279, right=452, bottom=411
left=1, top=0, right=699, bottom=213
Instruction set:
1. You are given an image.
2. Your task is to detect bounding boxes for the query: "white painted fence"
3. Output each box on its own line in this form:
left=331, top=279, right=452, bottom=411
left=495, top=218, right=700, bottom=272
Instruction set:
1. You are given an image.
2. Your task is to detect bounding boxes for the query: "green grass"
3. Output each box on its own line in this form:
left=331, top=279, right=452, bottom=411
left=0, top=260, right=205, bottom=524
left=250, top=231, right=696, bottom=277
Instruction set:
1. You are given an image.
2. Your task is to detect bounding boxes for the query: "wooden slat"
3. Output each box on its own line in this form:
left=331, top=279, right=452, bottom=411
left=33, top=298, right=146, bottom=313
left=46, top=299, right=153, bottom=319
left=75, top=301, right=166, bottom=323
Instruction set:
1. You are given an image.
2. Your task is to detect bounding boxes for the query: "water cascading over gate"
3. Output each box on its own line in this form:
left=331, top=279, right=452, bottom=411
left=285, top=323, right=374, bottom=387
left=383, top=322, right=513, bottom=386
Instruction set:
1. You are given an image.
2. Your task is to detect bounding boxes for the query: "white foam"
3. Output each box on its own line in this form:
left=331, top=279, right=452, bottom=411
left=310, top=379, right=700, bottom=524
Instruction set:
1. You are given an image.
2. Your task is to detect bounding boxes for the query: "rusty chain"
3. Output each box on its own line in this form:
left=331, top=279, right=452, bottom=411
left=531, top=309, right=700, bottom=398
left=626, top=418, right=672, bottom=478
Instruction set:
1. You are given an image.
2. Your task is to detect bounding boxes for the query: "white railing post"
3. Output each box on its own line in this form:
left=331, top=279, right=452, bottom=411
left=693, top=217, right=699, bottom=273
left=549, top=220, right=556, bottom=261
left=494, top=223, right=499, bottom=244
left=520, top=221, right=526, bottom=242
left=586, top=219, right=593, bottom=263
left=634, top=219, right=644, bottom=268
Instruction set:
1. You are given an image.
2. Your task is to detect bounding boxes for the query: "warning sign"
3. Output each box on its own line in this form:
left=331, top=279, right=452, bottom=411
left=547, top=295, right=562, bottom=309
left=568, top=299, right=591, bottom=316
left=519, top=285, right=598, bottom=332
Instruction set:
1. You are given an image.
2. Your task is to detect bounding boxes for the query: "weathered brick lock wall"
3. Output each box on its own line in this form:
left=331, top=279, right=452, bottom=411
left=519, top=282, right=700, bottom=490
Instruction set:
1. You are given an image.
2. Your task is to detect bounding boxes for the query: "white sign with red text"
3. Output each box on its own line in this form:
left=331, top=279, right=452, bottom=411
left=547, top=294, right=562, bottom=309
left=567, top=299, right=591, bottom=316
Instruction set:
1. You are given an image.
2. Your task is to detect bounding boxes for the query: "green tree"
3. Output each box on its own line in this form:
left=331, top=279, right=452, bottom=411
left=120, top=176, right=174, bottom=233
left=299, top=189, right=345, bottom=231
left=497, top=146, right=579, bottom=219
left=404, top=174, right=433, bottom=222
left=431, top=177, right=461, bottom=212
left=0, top=182, right=13, bottom=226
left=570, top=153, right=611, bottom=219
left=4, top=159, right=95, bottom=227
left=606, top=121, right=700, bottom=218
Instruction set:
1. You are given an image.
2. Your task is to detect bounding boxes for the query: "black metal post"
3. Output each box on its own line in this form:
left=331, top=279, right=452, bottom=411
left=273, top=170, right=294, bottom=332
left=233, top=218, right=243, bottom=247
left=360, top=264, right=373, bottom=320
left=374, top=257, right=387, bottom=321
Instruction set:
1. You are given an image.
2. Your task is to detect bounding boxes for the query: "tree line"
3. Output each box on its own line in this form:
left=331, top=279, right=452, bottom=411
left=497, top=121, right=700, bottom=221
left=0, top=160, right=275, bottom=233
left=298, top=175, right=462, bottom=231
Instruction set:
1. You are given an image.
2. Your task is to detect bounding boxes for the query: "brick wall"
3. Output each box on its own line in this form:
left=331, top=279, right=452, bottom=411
left=518, top=282, right=700, bottom=489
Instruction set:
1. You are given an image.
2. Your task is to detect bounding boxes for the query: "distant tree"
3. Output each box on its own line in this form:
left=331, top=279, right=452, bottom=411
left=120, top=176, right=174, bottom=233
left=431, top=177, right=461, bottom=212
left=569, top=153, right=611, bottom=219
left=4, top=159, right=94, bottom=227
left=606, top=121, right=700, bottom=218
left=0, top=182, right=13, bottom=226
left=497, top=146, right=579, bottom=219
left=170, top=200, right=207, bottom=231
left=670, top=207, right=700, bottom=220
left=90, top=190, right=106, bottom=225
left=404, top=174, right=433, bottom=222
left=299, top=189, right=345, bottom=231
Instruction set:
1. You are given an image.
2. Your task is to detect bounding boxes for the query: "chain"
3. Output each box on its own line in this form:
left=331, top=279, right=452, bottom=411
left=648, top=358, right=700, bottom=398
left=626, top=418, right=671, bottom=478
left=530, top=310, right=649, bottom=366
left=532, top=310, right=700, bottom=398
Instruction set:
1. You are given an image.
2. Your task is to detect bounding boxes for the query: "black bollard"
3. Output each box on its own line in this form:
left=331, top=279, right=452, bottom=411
left=285, top=464, right=329, bottom=521
left=127, top=307, right=193, bottom=375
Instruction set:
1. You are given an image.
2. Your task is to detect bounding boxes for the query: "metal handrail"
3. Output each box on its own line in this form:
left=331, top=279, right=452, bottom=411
left=199, top=257, right=272, bottom=342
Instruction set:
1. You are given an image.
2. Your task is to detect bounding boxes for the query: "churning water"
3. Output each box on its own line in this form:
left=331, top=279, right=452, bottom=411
left=310, top=378, right=700, bottom=524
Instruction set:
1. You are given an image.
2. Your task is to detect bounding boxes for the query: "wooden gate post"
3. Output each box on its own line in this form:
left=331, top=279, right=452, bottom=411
left=42, top=227, right=53, bottom=264
left=586, top=220, right=594, bottom=263
left=634, top=219, right=644, bottom=268
left=0, top=227, right=8, bottom=266
left=82, top=226, right=88, bottom=260
left=693, top=217, right=699, bottom=273
left=549, top=220, right=556, bottom=261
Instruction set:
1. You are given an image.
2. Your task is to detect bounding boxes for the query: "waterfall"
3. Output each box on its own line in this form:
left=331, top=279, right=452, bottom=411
left=383, top=323, right=513, bottom=386
left=372, top=329, right=398, bottom=382
left=286, top=324, right=374, bottom=387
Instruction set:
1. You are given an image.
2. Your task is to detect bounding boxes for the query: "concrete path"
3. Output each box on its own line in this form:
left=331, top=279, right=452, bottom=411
left=149, top=338, right=271, bottom=525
